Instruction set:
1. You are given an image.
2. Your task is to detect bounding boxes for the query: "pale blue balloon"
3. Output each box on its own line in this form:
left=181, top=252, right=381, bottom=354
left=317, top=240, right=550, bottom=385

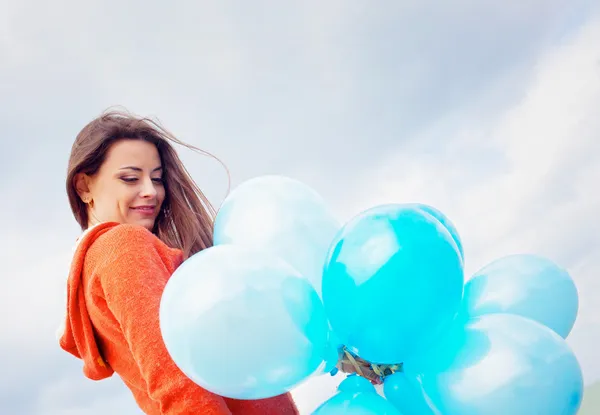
left=160, top=244, right=330, bottom=399
left=213, top=175, right=341, bottom=296
left=322, top=204, right=464, bottom=363
left=403, top=314, right=583, bottom=415
left=312, top=376, right=403, bottom=415
left=321, top=331, right=342, bottom=375
left=408, top=203, right=464, bottom=262
left=383, top=373, right=440, bottom=415
left=338, top=374, right=376, bottom=394
left=462, top=254, right=578, bottom=338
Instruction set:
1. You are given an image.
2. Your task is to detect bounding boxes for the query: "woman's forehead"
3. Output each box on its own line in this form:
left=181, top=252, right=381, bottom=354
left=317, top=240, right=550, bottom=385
left=104, top=140, right=162, bottom=168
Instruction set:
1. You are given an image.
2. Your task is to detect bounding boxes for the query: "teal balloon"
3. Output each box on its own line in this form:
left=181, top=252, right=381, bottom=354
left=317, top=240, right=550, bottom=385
left=213, top=175, right=340, bottom=296
left=403, top=314, right=583, bottom=415
left=312, top=376, right=403, bottom=415
left=160, top=245, right=330, bottom=399
left=338, top=375, right=376, bottom=394
left=383, top=373, right=439, bottom=415
left=462, top=254, right=578, bottom=338
left=322, top=204, right=464, bottom=363
left=321, top=331, right=342, bottom=374
left=408, top=203, right=464, bottom=261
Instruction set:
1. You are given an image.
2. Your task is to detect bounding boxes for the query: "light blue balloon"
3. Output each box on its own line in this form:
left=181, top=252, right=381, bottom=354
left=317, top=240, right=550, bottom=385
left=462, top=254, right=578, bottom=338
left=160, top=244, right=330, bottom=399
left=403, top=314, right=583, bottom=415
left=408, top=203, right=464, bottom=262
left=322, top=204, right=464, bottom=363
left=312, top=376, right=403, bottom=415
left=338, top=375, right=376, bottom=394
left=214, top=175, right=341, bottom=296
left=383, top=373, right=440, bottom=415
left=321, top=331, right=342, bottom=375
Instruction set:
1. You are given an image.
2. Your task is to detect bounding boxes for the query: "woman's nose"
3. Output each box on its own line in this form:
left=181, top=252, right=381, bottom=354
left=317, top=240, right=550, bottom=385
left=140, top=178, right=158, bottom=198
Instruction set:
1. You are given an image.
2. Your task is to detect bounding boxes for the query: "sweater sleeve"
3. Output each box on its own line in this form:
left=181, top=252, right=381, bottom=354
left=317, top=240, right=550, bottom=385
left=98, top=226, right=232, bottom=415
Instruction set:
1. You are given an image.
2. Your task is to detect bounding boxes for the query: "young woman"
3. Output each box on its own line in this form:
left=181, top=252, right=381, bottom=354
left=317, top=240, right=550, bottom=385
left=57, top=110, right=299, bottom=415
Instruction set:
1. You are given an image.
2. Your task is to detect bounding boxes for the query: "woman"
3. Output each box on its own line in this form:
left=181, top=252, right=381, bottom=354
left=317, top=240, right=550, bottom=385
left=58, top=109, right=299, bottom=415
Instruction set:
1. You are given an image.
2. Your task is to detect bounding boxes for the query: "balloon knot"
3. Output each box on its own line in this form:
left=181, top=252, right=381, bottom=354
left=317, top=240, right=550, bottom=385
left=336, top=346, right=403, bottom=385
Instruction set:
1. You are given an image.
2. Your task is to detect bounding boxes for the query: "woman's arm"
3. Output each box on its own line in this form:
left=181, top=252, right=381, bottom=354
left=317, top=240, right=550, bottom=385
left=98, top=225, right=232, bottom=415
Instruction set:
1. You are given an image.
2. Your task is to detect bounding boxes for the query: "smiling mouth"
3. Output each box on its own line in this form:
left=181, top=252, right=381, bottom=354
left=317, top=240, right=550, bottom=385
left=131, top=206, right=156, bottom=213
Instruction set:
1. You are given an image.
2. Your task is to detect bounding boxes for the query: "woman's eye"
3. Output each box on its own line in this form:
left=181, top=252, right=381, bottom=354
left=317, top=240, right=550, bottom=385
left=121, top=177, right=163, bottom=184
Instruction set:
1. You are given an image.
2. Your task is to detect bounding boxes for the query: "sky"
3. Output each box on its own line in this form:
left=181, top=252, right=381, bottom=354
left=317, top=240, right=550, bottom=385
left=1, top=1, right=599, bottom=414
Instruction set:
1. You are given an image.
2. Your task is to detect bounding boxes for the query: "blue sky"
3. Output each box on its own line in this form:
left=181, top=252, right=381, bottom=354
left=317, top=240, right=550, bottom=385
left=1, top=1, right=599, bottom=414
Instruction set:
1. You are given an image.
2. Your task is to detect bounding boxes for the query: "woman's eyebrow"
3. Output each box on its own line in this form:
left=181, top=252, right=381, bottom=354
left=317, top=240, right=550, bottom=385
left=118, top=166, right=163, bottom=172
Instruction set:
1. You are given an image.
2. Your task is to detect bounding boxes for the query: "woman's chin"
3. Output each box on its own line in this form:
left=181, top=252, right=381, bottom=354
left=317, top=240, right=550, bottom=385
left=130, top=218, right=156, bottom=231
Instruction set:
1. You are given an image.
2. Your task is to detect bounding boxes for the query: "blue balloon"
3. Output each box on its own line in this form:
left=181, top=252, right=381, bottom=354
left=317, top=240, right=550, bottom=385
left=321, top=331, right=342, bottom=375
left=408, top=203, right=464, bottom=262
left=322, top=204, right=464, bottom=363
left=160, top=245, right=330, bottom=399
left=383, top=373, right=439, bottom=415
left=312, top=376, right=403, bottom=415
left=403, top=314, right=583, bottom=415
left=214, top=175, right=341, bottom=296
left=462, top=254, right=578, bottom=338
left=338, top=374, right=376, bottom=394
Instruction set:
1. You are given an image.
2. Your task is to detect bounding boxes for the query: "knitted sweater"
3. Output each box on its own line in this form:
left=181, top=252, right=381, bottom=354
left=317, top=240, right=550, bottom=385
left=58, top=222, right=298, bottom=414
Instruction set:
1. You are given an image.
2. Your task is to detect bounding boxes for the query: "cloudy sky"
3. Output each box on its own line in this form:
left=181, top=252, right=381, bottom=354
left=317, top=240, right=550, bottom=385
left=1, top=1, right=599, bottom=414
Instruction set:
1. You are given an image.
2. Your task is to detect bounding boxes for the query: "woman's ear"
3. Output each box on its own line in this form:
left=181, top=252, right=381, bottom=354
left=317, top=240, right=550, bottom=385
left=74, top=173, right=92, bottom=201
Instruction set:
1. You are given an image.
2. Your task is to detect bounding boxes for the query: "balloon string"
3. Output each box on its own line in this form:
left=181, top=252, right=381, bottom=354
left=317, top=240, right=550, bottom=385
left=337, top=346, right=403, bottom=384
left=343, top=349, right=365, bottom=377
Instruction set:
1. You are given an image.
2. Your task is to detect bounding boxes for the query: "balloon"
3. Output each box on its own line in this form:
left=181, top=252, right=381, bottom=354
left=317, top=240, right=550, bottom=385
left=462, top=254, right=578, bottom=338
left=408, top=203, right=464, bottom=262
left=322, top=204, right=464, bottom=363
left=403, top=314, right=583, bottom=415
left=160, top=245, right=330, bottom=399
left=338, top=375, right=376, bottom=394
left=214, top=175, right=341, bottom=296
left=321, top=331, right=342, bottom=375
left=383, top=373, right=440, bottom=415
left=312, top=375, right=403, bottom=415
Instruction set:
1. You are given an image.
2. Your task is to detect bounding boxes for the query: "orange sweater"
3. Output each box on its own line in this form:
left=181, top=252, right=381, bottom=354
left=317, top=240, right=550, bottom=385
left=58, top=222, right=299, bottom=415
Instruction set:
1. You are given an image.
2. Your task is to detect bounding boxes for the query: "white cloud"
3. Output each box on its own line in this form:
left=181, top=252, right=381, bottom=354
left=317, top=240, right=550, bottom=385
left=35, top=375, right=144, bottom=415
left=336, top=13, right=600, bottom=384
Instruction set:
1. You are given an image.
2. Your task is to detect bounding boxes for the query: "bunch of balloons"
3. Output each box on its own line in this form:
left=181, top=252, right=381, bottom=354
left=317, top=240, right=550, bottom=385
left=160, top=175, right=583, bottom=414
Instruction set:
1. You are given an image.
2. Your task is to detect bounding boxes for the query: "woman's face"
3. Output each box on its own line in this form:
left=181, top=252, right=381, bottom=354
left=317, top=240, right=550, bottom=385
left=78, top=139, right=166, bottom=231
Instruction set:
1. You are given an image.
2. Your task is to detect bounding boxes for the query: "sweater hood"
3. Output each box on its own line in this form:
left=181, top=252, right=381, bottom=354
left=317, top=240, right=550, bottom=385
left=57, top=222, right=120, bottom=380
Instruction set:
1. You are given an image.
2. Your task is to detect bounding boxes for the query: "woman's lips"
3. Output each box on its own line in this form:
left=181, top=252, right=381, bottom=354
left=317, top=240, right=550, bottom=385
left=131, top=206, right=156, bottom=215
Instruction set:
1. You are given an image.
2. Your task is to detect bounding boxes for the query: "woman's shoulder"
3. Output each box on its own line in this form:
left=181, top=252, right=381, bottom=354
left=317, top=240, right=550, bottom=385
left=93, top=223, right=155, bottom=249
left=86, top=223, right=181, bottom=263
left=99, top=223, right=156, bottom=243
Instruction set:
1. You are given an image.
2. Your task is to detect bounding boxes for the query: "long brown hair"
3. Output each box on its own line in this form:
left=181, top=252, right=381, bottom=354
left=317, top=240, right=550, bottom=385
left=66, top=108, right=227, bottom=258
